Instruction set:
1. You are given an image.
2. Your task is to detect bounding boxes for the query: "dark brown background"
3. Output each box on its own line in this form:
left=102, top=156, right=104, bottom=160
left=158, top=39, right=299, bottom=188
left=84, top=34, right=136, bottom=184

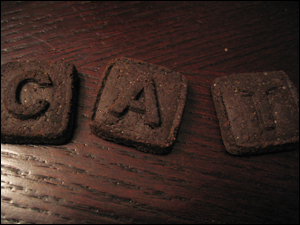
left=1, top=1, right=299, bottom=224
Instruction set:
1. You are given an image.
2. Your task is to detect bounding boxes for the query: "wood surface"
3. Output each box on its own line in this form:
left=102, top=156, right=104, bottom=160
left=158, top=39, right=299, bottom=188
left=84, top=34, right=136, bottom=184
left=1, top=1, right=299, bottom=224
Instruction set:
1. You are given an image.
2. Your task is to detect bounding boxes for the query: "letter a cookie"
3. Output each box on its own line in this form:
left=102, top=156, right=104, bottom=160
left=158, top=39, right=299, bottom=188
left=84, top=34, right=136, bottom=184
left=90, top=58, right=188, bottom=154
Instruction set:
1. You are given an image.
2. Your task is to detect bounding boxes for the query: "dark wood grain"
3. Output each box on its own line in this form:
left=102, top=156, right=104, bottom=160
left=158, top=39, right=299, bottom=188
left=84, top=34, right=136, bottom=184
left=1, top=1, right=299, bottom=224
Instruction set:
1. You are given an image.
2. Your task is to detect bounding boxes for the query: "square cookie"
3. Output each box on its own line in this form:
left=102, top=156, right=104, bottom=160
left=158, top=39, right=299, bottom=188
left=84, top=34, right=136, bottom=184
left=211, top=71, right=299, bottom=155
left=1, top=60, right=78, bottom=144
left=90, top=57, right=188, bottom=154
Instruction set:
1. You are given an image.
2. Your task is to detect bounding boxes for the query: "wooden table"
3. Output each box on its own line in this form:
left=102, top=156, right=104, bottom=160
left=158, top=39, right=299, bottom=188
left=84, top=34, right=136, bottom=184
left=1, top=1, right=299, bottom=224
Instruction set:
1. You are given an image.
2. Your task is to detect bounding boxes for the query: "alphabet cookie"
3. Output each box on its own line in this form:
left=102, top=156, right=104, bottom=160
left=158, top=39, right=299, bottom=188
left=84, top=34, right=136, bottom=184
left=211, top=71, right=299, bottom=155
left=90, top=58, right=188, bottom=154
left=1, top=60, right=78, bottom=144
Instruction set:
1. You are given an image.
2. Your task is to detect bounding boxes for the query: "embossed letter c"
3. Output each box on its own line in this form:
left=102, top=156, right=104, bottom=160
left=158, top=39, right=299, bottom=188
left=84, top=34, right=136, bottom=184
left=4, top=70, right=52, bottom=120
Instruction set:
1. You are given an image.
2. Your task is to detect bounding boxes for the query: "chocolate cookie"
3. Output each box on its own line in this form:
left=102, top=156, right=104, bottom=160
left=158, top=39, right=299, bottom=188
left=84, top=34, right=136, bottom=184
left=211, top=71, right=299, bottom=155
left=1, top=60, right=78, bottom=144
left=90, top=57, right=188, bottom=154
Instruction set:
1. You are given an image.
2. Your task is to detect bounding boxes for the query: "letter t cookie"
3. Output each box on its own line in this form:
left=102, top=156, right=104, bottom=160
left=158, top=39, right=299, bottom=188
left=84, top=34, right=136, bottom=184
left=211, top=71, right=299, bottom=155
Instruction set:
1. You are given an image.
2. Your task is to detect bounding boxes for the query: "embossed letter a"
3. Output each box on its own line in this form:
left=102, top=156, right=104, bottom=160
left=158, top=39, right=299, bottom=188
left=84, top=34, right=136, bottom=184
left=109, top=77, right=161, bottom=128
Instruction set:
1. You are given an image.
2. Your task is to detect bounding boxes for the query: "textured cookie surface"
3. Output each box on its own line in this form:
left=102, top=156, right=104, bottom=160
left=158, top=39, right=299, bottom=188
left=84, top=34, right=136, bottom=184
left=1, top=60, right=77, bottom=144
left=90, top=57, right=188, bottom=154
left=211, top=71, right=299, bottom=155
